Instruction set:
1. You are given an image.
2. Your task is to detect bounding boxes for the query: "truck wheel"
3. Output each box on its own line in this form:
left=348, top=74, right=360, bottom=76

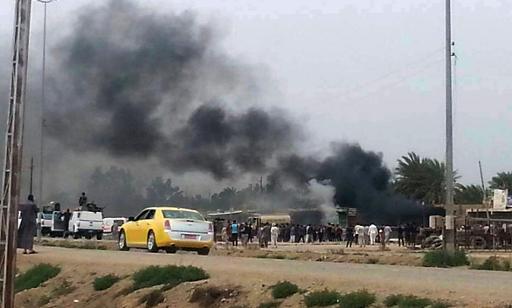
left=147, top=231, right=158, bottom=253
left=96, top=233, right=103, bottom=240
left=471, top=236, right=487, bottom=249
left=118, top=230, right=129, bottom=251
left=197, top=248, right=210, bottom=256
left=73, top=233, right=80, bottom=239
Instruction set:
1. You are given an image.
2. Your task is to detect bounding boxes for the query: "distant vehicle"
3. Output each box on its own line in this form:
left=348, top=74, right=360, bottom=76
left=103, top=217, right=127, bottom=234
left=68, top=210, right=104, bottom=240
left=39, top=212, right=53, bottom=236
left=118, top=206, right=214, bottom=255
left=41, top=211, right=68, bottom=237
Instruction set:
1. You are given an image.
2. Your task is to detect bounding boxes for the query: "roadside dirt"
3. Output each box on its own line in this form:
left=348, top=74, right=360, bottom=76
left=14, top=245, right=512, bottom=308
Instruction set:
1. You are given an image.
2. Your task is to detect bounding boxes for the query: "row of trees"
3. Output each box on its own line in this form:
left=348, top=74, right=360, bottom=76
left=49, top=154, right=512, bottom=216
left=50, top=166, right=314, bottom=216
left=394, top=152, right=512, bottom=205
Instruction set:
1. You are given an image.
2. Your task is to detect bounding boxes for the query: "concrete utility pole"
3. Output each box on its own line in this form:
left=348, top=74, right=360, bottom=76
left=29, top=157, right=33, bottom=195
left=0, top=1, right=32, bottom=307
left=444, top=0, right=456, bottom=252
left=36, top=0, right=56, bottom=242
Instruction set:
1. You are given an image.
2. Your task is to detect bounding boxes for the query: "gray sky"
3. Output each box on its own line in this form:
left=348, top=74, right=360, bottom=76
left=1, top=0, right=511, bottom=186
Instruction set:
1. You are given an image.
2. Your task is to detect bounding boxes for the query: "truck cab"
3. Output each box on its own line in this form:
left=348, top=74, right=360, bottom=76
left=68, top=209, right=104, bottom=240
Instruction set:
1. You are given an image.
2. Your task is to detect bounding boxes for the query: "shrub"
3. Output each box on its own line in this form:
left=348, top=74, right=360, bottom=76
left=384, top=294, right=450, bottom=308
left=383, top=294, right=402, bottom=307
left=339, top=290, right=376, bottom=308
left=139, top=289, right=164, bottom=307
left=132, top=265, right=208, bottom=290
left=471, top=256, right=511, bottom=271
left=271, top=281, right=299, bottom=299
left=94, top=274, right=121, bottom=291
left=304, top=290, right=340, bottom=307
left=15, top=264, right=60, bottom=293
left=422, top=250, right=468, bottom=268
left=259, top=301, right=281, bottom=308
left=430, top=301, right=451, bottom=308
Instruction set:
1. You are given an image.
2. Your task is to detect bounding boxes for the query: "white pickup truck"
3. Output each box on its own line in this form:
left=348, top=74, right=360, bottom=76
left=68, top=211, right=104, bottom=240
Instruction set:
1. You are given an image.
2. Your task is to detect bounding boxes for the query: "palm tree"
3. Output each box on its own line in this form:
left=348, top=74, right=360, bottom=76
left=489, top=172, right=512, bottom=191
left=455, top=184, right=484, bottom=204
left=394, top=152, right=456, bottom=204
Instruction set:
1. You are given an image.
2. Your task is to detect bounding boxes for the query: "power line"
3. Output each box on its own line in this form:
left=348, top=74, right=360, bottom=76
left=339, top=47, right=444, bottom=98
left=337, top=57, right=444, bottom=103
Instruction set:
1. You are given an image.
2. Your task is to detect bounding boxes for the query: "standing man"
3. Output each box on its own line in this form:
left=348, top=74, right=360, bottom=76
left=262, top=223, right=271, bottom=248
left=18, top=195, right=39, bottom=254
left=78, top=192, right=87, bottom=209
left=345, top=225, right=354, bottom=248
left=305, top=224, right=312, bottom=243
left=289, top=224, right=296, bottom=243
left=397, top=225, right=404, bottom=247
left=363, top=225, right=370, bottom=246
left=369, top=224, right=378, bottom=245
left=270, top=223, right=280, bottom=248
left=62, top=208, right=72, bottom=237
left=384, top=225, right=392, bottom=244
left=356, top=225, right=366, bottom=248
left=231, top=220, right=239, bottom=247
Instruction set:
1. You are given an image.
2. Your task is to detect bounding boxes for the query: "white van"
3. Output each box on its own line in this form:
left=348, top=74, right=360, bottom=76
left=103, top=217, right=127, bottom=234
left=68, top=211, right=104, bottom=240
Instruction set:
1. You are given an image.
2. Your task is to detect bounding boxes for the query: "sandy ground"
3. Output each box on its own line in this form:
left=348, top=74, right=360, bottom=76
left=14, top=245, right=512, bottom=308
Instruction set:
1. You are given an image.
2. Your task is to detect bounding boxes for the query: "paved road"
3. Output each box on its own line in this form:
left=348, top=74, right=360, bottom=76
left=19, top=246, right=512, bottom=307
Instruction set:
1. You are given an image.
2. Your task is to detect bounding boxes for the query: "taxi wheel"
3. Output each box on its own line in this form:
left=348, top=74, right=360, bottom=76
left=197, top=248, right=210, bottom=256
left=147, top=231, right=159, bottom=253
left=165, top=246, right=177, bottom=254
left=118, top=230, right=129, bottom=251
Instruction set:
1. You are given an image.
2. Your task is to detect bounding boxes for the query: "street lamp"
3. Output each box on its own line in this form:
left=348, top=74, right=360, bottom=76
left=36, top=0, right=56, bottom=242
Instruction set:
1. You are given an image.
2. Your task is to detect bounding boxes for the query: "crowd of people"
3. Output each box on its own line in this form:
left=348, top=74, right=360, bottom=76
left=219, top=220, right=423, bottom=249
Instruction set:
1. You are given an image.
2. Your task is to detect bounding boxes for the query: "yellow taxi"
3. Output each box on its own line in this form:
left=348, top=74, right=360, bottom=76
left=118, top=206, right=214, bottom=255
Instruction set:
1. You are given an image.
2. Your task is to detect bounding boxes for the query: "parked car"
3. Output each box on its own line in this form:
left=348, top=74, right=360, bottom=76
left=118, top=207, right=214, bottom=255
left=68, top=210, right=104, bottom=240
left=103, top=217, right=127, bottom=234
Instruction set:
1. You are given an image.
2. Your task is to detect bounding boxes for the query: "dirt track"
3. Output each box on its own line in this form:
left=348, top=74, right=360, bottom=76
left=15, top=245, right=512, bottom=307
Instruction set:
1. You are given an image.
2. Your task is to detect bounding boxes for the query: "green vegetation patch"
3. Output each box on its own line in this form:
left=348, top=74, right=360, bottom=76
left=339, top=290, right=376, bottom=308
left=15, top=263, right=61, bottom=293
left=304, top=289, right=340, bottom=307
left=384, top=294, right=451, bottom=308
left=422, top=250, right=468, bottom=268
left=471, top=256, right=511, bottom=271
left=271, top=281, right=299, bottom=299
left=94, top=274, right=121, bottom=291
left=132, top=265, right=209, bottom=290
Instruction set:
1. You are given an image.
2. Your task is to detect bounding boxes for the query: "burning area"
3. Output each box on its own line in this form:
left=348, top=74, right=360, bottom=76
left=36, top=0, right=429, bottom=222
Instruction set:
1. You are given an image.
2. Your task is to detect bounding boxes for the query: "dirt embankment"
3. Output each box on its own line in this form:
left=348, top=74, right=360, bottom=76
left=13, top=246, right=512, bottom=308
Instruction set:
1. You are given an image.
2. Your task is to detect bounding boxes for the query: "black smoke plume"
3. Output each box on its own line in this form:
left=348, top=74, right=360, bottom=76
left=41, top=0, right=431, bottom=222
left=46, top=0, right=295, bottom=179
left=273, top=144, right=433, bottom=223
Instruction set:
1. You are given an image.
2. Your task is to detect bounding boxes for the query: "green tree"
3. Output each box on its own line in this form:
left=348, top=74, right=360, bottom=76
left=455, top=184, right=484, bottom=204
left=86, top=166, right=144, bottom=215
left=394, top=152, right=456, bottom=204
left=489, top=172, right=512, bottom=191
left=145, top=177, right=185, bottom=206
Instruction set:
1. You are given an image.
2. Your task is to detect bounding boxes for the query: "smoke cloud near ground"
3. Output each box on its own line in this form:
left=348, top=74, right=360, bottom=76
left=25, top=0, right=430, bottom=222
